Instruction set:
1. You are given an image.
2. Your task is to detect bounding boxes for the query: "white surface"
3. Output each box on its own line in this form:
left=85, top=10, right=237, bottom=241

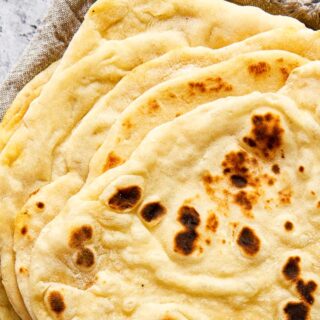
left=0, top=0, right=52, bottom=82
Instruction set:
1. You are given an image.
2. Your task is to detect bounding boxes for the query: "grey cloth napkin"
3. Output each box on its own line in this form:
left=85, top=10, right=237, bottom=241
left=0, top=0, right=319, bottom=121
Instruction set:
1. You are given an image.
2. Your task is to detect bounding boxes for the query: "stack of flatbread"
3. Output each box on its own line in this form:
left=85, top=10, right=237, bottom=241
left=1, top=0, right=320, bottom=319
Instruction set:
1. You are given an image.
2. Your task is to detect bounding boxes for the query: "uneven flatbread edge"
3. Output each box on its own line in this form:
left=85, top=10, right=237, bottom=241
left=0, top=0, right=96, bottom=121
left=0, top=0, right=318, bottom=121
left=228, top=0, right=320, bottom=30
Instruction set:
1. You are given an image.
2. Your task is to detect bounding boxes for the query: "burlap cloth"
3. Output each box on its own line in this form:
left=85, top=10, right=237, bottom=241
left=0, top=0, right=319, bottom=121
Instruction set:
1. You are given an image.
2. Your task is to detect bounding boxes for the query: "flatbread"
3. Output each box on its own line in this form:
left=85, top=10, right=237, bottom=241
left=57, top=0, right=305, bottom=71
left=14, top=28, right=320, bottom=305
left=15, top=25, right=320, bottom=314
left=0, top=61, right=58, bottom=152
left=279, top=59, right=320, bottom=114
left=0, top=61, right=58, bottom=320
left=0, top=0, right=309, bottom=316
left=14, top=48, right=309, bottom=316
left=88, top=27, right=320, bottom=180
left=0, top=282, right=19, bottom=320
left=29, top=62, right=320, bottom=319
left=13, top=45, right=228, bottom=315
left=0, top=31, right=187, bottom=320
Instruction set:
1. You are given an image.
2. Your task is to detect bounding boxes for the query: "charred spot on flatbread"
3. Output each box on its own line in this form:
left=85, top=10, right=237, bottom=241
left=174, top=206, right=201, bottom=255
left=48, top=291, right=66, bottom=315
left=140, top=202, right=167, bottom=222
left=248, top=61, right=271, bottom=76
left=75, top=247, right=95, bottom=269
left=237, top=226, right=260, bottom=256
left=282, top=256, right=301, bottom=281
left=296, top=279, right=317, bottom=305
left=243, top=113, right=284, bottom=159
left=69, top=225, right=93, bottom=248
left=108, top=186, right=142, bottom=211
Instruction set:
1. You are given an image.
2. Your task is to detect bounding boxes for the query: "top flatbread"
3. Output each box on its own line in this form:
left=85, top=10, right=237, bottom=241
left=29, top=61, right=320, bottom=320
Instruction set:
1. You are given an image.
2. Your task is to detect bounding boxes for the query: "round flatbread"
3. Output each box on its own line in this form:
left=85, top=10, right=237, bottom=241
left=14, top=49, right=309, bottom=316
left=16, top=27, right=320, bottom=309
left=29, top=67, right=320, bottom=318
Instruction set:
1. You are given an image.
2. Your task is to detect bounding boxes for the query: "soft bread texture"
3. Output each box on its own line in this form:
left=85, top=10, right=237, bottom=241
left=14, top=26, right=320, bottom=318
left=14, top=39, right=317, bottom=315
left=29, top=62, right=320, bottom=318
left=27, top=57, right=320, bottom=319
left=0, top=0, right=312, bottom=318
left=57, top=0, right=305, bottom=70
left=0, top=62, right=58, bottom=320
left=14, top=27, right=320, bottom=311
left=88, top=27, right=320, bottom=180
left=0, top=61, right=58, bottom=152
left=279, top=60, right=320, bottom=114
left=4, top=0, right=310, bottom=314
left=0, top=280, right=19, bottom=320
left=0, top=31, right=187, bottom=320
left=87, top=50, right=307, bottom=179
left=14, top=45, right=226, bottom=314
